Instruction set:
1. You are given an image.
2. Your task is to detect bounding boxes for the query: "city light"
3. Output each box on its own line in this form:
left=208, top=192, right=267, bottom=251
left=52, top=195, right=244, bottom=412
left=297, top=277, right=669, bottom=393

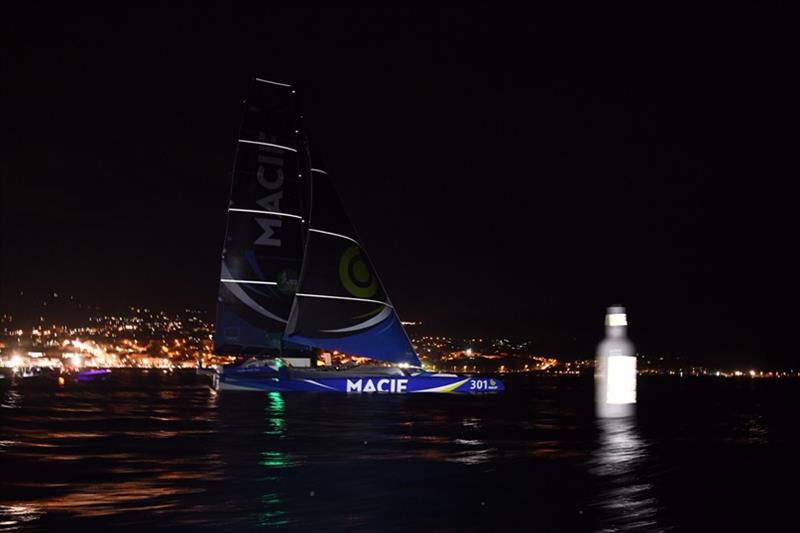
left=0, top=306, right=796, bottom=378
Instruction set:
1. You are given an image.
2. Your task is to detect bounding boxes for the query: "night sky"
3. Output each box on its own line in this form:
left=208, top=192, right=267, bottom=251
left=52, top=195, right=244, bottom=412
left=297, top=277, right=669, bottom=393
left=1, top=5, right=794, bottom=367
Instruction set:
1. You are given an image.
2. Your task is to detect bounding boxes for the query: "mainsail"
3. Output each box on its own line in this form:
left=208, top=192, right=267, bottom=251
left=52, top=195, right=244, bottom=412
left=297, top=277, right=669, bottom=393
left=213, top=78, right=307, bottom=355
left=215, top=77, right=418, bottom=366
left=284, top=164, right=420, bottom=366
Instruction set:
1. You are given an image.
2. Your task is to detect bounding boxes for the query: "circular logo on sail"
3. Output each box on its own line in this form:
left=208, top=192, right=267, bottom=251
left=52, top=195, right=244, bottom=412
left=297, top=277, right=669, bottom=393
left=339, top=246, right=377, bottom=298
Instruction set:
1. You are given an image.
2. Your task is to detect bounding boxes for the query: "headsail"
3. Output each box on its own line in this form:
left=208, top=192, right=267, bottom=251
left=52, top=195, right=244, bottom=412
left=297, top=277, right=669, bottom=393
left=284, top=166, right=420, bottom=366
left=213, top=78, right=307, bottom=355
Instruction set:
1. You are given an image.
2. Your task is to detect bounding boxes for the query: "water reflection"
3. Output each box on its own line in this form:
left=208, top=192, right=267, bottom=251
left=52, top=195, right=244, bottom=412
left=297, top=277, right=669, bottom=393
left=725, top=412, right=768, bottom=446
left=589, top=418, right=663, bottom=532
left=0, top=505, right=42, bottom=531
left=0, top=381, right=226, bottom=530
left=443, top=416, right=495, bottom=464
left=1, top=390, right=21, bottom=409
left=5, top=373, right=790, bottom=530
left=258, top=392, right=292, bottom=528
left=264, top=392, right=287, bottom=438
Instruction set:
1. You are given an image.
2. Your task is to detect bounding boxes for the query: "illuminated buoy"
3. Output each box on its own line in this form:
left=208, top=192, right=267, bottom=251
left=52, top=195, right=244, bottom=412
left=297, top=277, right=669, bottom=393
left=595, top=305, right=636, bottom=418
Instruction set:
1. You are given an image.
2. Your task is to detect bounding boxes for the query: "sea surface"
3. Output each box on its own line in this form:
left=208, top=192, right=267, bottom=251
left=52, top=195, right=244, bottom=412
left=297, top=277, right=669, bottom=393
left=1, top=371, right=797, bottom=532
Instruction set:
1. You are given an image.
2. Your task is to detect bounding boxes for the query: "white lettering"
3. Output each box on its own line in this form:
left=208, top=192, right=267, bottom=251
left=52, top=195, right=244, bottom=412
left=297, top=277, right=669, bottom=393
left=253, top=137, right=286, bottom=246
left=257, top=166, right=284, bottom=189
left=344, top=378, right=409, bottom=393
left=255, top=218, right=282, bottom=246
left=256, top=191, right=283, bottom=211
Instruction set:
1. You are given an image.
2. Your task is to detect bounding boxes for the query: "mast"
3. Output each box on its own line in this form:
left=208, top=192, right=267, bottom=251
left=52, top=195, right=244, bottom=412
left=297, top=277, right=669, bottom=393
left=214, top=77, right=418, bottom=366
left=212, top=77, right=306, bottom=357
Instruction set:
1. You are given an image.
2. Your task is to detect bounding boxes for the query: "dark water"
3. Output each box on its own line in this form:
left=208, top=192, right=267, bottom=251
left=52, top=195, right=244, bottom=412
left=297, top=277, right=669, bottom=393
left=1, top=371, right=798, bottom=532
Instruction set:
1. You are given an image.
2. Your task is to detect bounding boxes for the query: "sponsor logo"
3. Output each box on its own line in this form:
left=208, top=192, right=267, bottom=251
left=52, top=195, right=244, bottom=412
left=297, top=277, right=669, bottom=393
left=254, top=133, right=286, bottom=247
left=346, top=378, right=408, bottom=393
left=339, top=246, right=377, bottom=298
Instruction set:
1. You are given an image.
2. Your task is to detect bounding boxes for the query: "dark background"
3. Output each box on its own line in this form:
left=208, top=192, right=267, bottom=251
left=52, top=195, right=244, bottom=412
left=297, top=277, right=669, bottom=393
left=1, top=4, right=794, bottom=367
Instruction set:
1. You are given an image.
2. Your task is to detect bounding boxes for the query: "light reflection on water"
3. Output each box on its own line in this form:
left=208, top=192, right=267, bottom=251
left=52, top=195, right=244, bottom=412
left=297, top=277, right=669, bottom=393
left=0, top=372, right=797, bottom=531
left=589, top=418, right=663, bottom=532
left=258, top=392, right=290, bottom=528
left=0, top=374, right=226, bottom=531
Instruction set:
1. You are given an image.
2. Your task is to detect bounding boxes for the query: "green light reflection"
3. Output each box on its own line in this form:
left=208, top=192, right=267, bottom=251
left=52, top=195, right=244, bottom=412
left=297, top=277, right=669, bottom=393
left=257, top=391, right=292, bottom=528
left=259, top=451, right=292, bottom=468
left=256, top=493, right=289, bottom=528
left=268, top=391, right=285, bottom=411
left=264, top=392, right=286, bottom=437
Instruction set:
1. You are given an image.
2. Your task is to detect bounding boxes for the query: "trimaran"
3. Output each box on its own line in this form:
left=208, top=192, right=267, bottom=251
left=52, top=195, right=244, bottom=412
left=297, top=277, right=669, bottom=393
left=200, top=77, right=504, bottom=394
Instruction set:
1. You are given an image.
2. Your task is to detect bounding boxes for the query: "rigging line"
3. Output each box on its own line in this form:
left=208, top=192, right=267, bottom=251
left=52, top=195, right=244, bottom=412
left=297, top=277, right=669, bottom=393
left=295, top=292, right=393, bottom=308
left=308, top=228, right=359, bottom=245
left=237, top=139, right=297, bottom=152
left=221, top=279, right=278, bottom=286
left=228, top=208, right=303, bottom=220
left=254, top=78, right=292, bottom=88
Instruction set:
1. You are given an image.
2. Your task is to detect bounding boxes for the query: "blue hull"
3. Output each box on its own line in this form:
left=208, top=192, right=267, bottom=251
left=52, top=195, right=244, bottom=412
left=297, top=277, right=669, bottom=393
left=215, top=372, right=504, bottom=394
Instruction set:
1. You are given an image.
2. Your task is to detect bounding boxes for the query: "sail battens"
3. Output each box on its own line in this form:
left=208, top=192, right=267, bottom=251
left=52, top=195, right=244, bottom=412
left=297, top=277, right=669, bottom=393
left=254, top=77, right=292, bottom=88
left=286, top=160, right=419, bottom=365
left=295, top=292, right=393, bottom=308
left=214, top=78, right=305, bottom=354
left=308, top=228, right=359, bottom=244
left=218, top=77, right=419, bottom=365
left=237, top=139, right=297, bottom=152
left=228, top=208, right=303, bottom=219
left=221, top=279, right=278, bottom=286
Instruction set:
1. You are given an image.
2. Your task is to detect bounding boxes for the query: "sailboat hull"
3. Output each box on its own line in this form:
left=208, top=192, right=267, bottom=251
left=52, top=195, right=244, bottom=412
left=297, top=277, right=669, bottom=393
left=213, top=372, right=504, bottom=394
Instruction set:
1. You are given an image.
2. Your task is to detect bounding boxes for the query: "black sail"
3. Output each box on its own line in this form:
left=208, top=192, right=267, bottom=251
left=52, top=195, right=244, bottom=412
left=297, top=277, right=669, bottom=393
left=213, top=78, right=307, bottom=355
left=285, top=167, right=420, bottom=366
